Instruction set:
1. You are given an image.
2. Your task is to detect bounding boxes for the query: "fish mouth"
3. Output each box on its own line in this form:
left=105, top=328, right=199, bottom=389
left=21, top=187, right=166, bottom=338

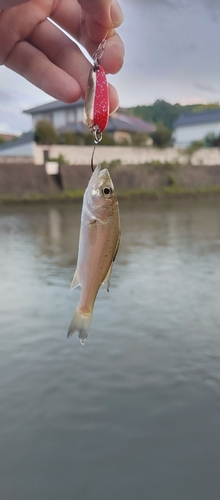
left=92, top=164, right=113, bottom=186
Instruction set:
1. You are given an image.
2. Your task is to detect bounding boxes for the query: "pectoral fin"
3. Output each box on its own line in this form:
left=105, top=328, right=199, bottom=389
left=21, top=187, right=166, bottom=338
left=70, top=270, right=81, bottom=291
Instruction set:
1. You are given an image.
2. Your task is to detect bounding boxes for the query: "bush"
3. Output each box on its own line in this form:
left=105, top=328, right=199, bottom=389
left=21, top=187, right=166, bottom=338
left=34, top=120, right=58, bottom=145
left=59, top=132, right=83, bottom=145
left=131, top=132, right=149, bottom=146
left=150, top=123, right=172, bottom=148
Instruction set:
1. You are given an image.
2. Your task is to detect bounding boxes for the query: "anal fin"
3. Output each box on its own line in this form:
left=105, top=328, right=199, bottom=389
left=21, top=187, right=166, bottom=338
left=70, top=270, right=80, bottom=291
left=102, top=263, right=113, bottom=292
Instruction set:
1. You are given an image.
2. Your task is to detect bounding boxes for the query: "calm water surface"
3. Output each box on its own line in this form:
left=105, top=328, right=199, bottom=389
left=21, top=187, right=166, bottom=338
left=1, top=198, right=220, bottom=500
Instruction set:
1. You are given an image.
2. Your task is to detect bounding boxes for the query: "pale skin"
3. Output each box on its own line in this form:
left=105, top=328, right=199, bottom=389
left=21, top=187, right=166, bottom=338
left=0, top=0, right=124, bottom=112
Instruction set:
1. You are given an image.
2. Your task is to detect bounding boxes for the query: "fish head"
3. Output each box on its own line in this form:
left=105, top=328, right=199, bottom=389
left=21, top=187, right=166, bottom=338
left=86, top=165, right=117, bottom=217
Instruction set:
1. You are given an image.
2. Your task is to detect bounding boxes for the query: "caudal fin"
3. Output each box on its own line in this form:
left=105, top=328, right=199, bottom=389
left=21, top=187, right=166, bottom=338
left=67, top=310, right=92, bottom=345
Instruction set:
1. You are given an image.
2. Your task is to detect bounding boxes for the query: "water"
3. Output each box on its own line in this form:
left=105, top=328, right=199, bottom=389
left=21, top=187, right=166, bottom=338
left=1, top=198, right=220, bottom=500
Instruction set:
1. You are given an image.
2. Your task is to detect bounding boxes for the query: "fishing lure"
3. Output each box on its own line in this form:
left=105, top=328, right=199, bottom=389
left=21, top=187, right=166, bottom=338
left=84, top=38, right=109, bottom=145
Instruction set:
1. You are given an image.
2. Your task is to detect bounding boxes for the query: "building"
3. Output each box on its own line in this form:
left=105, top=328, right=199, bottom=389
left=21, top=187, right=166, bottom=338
left=173, top=109, right=220, bottom=148
left=0, top=131, right=34, bottom=159
left=24, top=99, right=85, bottom=130
left=0, top=133, right=17, bottom=142
left=24, top=99, right=155, bottom=143
left=0, top=99, right=156, bottom=162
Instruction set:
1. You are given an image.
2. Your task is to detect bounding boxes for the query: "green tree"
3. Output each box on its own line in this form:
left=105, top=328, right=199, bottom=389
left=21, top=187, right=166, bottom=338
left=59, top=131, right=83, bottom=145
left=131, top=132, right=149, bottom=146
left=34, top=120, right=58, bottom=145
left=204, top=133, right=216, bottom=148
left=127, top=100, right=220, bottom=131
left=150, top=123, right=172, bottom=148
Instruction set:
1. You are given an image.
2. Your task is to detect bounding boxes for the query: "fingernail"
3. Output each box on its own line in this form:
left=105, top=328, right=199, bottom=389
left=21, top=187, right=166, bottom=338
left=110, top=0, right=124, bottom=27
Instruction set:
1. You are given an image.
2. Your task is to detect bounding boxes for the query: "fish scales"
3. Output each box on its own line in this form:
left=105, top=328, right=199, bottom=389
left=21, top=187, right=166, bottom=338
left=67, top=165, right=120, bottom=344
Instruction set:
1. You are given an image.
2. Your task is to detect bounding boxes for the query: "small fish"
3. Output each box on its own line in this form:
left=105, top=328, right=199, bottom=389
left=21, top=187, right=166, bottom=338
left=67, top=165, right=120, bottom=344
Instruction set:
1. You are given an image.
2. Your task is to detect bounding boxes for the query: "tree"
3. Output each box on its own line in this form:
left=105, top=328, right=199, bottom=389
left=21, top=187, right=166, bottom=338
left=34, top=120, right=58, bottom=145
left=131, top=132, right=149, bottom=146
left=150, top=123, right=172, bottom=148
left=59, top=131, right=83, bottom=145
left=127, top=100, right=220, bottom=131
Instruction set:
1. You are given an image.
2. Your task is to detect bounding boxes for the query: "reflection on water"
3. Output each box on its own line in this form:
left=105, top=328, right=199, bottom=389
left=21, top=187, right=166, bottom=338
left=1, top=198, right=220, bottom=500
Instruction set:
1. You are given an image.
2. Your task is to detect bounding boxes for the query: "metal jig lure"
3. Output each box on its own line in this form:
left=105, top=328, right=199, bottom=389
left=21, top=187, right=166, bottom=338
left=84, top=36, right=110, bottom=171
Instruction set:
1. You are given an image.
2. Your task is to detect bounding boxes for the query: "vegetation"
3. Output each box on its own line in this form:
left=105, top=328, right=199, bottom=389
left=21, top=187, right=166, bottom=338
left=204, top=132, right=220, bottom=147
left=130, top=132, right=149, bottom=147
left=2, top=185, right=220, bottom=205
left=34, top=101, right=220, bottom=149
left=127, top=100, right=220, bottom=131
left=150, top=123, right=172, bottom=147
left=34, top=120, right=58, bottom=145
left=48, top=154, right=69, bottom=164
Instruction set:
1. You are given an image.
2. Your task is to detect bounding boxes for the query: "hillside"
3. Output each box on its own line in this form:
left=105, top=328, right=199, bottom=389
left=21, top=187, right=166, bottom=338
left=125, top=100, right=220, bottom=131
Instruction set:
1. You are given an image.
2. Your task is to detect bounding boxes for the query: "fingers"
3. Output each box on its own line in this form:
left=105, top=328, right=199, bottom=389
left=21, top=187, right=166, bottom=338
left=77, top=0, right=124, bottom=29
left=5, top=39, right=82, bottom=102
left=0, top=1, right=51, bottom=64
left=0, top=0, right=123, bottom=108
left=0, top=0, right=30, bottom=8
left=28, top=18, right=119, bottom=111
left=51, top=0, right=125, bottom=71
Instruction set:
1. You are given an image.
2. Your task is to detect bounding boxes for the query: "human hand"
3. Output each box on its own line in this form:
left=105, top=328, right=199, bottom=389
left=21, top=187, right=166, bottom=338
left=0, top=0, right=124, bottom=112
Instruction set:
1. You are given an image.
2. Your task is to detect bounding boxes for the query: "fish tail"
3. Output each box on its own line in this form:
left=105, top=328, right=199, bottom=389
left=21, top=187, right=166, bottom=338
left=67, top=309, right=93, bottom=345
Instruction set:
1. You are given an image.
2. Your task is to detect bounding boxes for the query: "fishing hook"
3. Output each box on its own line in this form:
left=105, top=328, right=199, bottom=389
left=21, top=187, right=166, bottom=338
left=91, top=144, right=96, bottom=172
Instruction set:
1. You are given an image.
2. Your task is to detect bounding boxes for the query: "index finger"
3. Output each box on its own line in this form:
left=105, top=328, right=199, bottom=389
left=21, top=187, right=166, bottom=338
left=51, top=0, right=124, bottom=70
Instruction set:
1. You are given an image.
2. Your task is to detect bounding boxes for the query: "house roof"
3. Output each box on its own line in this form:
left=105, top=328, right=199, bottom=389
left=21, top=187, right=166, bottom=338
left=174, top=108, right=220, bottom=128
left=24, top=99, right=84, bottom=115
left=108, top=113, right=156, bottom=133
left=24, top=99, right=155, bottom=134
left=0, top=133, right=17, bottom=141
left=57, top=113, right=155, bottom=135
left=0, top=131, right=34, bottom=151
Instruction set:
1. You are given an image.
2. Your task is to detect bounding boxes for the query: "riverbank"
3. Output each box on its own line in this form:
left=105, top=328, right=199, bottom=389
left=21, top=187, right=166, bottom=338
left=1, top=162, right=220, bottom=203
left=2, top=185, right=220, bottom=204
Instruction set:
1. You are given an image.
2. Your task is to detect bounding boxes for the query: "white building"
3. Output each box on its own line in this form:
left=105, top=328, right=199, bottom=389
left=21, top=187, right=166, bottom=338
left=173, top=109, right=220, bottom=148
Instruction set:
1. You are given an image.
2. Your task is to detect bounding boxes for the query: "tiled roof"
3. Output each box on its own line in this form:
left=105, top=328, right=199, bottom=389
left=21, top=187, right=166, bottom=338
left=107, top=113, right=156, bottom=133
left=174, top=109, right=220, bottom=128
left=24, top=99, right=84, bottom=115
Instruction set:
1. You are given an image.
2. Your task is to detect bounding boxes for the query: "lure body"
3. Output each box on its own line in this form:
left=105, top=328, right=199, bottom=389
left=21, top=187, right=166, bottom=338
left=84, top=64, right=109, bottom=136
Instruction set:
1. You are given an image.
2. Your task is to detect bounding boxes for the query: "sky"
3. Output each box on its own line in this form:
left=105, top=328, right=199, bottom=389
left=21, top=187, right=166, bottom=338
left=1, top=0, right=220, bottom=133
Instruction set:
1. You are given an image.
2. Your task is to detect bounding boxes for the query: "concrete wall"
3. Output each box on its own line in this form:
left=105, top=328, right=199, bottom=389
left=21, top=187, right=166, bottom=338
left=0, top=163, right=61, bottom=196
left=34, top=144, right=187, bottom=166
left=0, top=155, right=33, bottom=163
left=2, top=162, right=220, bottom=197
left=33, top=144, right=220, bottom=167
left=1, top=143, right=220, bottom=168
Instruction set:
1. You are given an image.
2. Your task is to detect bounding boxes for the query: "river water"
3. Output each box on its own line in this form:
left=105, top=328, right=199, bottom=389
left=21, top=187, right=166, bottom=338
left=1, top=197, right=220, bottom=500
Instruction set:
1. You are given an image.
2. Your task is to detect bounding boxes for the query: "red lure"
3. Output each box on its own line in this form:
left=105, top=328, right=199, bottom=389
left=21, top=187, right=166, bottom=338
left=84, top=41, right=109, bottom=143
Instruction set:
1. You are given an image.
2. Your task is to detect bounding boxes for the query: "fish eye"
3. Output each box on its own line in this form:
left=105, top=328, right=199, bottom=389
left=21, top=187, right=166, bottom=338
left=101, top=186, right=113, bottom=197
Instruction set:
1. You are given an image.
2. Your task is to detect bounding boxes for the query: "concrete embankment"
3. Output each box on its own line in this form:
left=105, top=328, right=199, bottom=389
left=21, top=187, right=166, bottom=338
left=1, top=162, right=220, bottom=200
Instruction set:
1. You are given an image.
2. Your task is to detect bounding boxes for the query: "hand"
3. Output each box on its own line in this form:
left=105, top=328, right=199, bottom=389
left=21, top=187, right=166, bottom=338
left=0, top=0, right=124, bottom=112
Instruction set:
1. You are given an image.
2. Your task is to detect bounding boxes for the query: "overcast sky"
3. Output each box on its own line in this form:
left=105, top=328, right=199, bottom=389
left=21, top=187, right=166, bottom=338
left=1, top=0, right=220, bottom=133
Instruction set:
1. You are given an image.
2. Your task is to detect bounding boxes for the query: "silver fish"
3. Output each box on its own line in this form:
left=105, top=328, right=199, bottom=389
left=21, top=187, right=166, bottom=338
left=67, top=165, right=120, bottom=344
